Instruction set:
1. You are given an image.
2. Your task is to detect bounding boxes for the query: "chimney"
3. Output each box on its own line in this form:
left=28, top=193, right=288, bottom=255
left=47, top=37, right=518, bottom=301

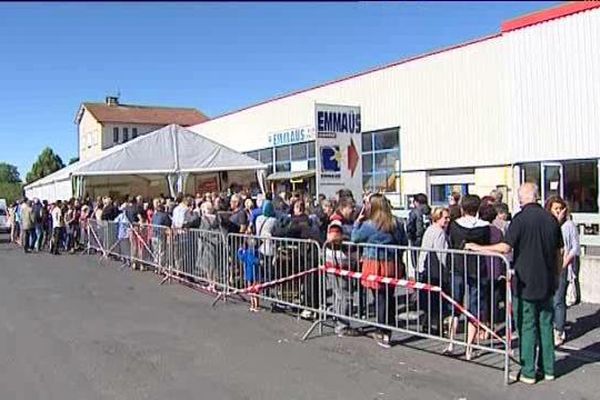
left=105, top=96, right=119, bottom=106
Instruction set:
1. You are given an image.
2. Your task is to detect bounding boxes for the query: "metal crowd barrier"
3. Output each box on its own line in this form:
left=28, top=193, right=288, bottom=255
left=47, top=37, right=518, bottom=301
left=86, top=221, right=513, bottom=383
left=167, top=227, right=228, bottom=291
left=87, top=220, right=170, bottom=273
left=215, top=233, right=322, bottom=315
left=305, top=240, right=513, bottom=383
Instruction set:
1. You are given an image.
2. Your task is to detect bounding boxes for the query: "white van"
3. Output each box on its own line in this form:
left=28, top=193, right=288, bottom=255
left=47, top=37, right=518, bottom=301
left=0, top=200, right=9, bottom=233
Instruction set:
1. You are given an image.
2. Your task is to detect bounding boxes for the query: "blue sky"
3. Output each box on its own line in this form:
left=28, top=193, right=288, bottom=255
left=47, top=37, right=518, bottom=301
left=0, top=1, right=559, bottom=179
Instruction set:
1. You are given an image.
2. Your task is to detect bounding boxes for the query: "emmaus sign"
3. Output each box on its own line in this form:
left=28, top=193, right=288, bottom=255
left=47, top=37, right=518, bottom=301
left=315, top=104, right=362, bottom=201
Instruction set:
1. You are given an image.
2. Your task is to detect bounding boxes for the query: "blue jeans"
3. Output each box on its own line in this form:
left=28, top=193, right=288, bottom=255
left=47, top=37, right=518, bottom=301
left=34, top=224, right=43, bottom=250
left=29, top=227, right=37, bottom=250
left=445, top=275, right=486, bottom=320
left=373, top=287, right=395, bottom=336
left=553, top=267, right=568, bottom=334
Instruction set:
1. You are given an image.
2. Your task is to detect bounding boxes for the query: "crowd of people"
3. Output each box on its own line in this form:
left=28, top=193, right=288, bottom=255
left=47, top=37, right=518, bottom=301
left=5, top=183, right=580, bottom=384
left=7, top=198, right=89, bottom=255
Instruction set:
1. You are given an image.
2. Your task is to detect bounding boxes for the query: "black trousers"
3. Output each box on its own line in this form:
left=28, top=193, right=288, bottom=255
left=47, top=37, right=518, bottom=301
left=50, top=227, right=62, bottom=254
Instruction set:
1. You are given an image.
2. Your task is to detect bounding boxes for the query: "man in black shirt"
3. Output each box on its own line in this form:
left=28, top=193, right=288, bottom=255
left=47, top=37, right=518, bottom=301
left=101, top=197, right=119, bottom=221
left=228, top=194, right=248, bottom=234
left=123, top=196, right=139, bottom=224
left=407, top=193, right=431, bottom=271
left=466, top=183, right=563, bottom=384
left=123, top=196, right=144, bottom=270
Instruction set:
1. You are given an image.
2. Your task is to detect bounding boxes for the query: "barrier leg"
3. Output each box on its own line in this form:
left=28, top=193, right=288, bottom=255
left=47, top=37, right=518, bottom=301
left=303, top=264, right=326, bottom=340
left=301, top=319, right=324, bottom=341
left=504, top=271, right=513, bottom=384
left=160, top=235, right=173, bottom=285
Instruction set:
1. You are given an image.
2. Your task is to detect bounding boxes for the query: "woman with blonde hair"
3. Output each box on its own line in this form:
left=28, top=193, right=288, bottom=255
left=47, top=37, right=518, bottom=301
left=351, top=193, right=408, bottom=348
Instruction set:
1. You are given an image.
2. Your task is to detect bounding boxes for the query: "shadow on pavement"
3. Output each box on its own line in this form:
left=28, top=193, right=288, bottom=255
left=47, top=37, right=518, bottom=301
left=556, top=342, right=600, bottom=377
left=565, top=307, right=600, bottom=342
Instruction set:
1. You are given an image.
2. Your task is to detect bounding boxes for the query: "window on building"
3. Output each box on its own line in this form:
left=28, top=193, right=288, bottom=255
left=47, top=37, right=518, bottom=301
left=521, top=163, right=541, bottom=187
left=305, top=141, right=316, bottom=171
left=362, top=128, right=400, bottom=192
left=431, top=184, right=469, bottom=206
left=520, top=160, right=599, bottom=213
left=113, top=127, right=119, bottom=143
left=308, top=142, right=315, bottom=159
left=275, top=145, right=290, bottom=163
left=276, top=162, right=291, bottom=172
left=123, top=127, right=129, bottom=142
left=259, top=148, right=273, bottom=164
left=246, top=142, right=315, bottom=176
left=132, top=127, right=138, bottom=139
left=275, top=145, right=290, bottom=173
left=362, top=154, right=373, bottom=174
left=374, top=130, right=399, bottom=151
left=291, top=143, right=307, bottom=161
left=374, top=151, right=396, bottom=172
left=564, top=160, right=598, bottom=213
left=248, top=151, right=260, bottom=160
left=362, top=132, right=372, bottom=152
left=244, top=148, right=274, bottom=175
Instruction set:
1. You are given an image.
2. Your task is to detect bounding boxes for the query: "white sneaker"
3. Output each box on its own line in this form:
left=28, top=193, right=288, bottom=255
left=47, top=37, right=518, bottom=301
left=300, top=310, right=313, bottom=320
left=375, top=333, right=391, bottom=349
left=398, top=310, right=424, bottom=321
left=554, top=329, right=565, bottom=347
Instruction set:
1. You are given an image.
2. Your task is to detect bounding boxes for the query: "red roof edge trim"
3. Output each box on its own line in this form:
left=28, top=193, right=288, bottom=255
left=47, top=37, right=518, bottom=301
left=199, top=33, right=501, bottom=125
left=501, top=1, right=600, bottom=33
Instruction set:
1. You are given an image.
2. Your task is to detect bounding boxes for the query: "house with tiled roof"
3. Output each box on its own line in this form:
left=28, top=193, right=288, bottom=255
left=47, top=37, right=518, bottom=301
left=75, top=96, right=209, bottom=161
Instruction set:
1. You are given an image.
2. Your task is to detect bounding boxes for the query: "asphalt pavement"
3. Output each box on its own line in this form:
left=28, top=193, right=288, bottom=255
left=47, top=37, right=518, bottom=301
left=0, top=234, right=598, bottom=400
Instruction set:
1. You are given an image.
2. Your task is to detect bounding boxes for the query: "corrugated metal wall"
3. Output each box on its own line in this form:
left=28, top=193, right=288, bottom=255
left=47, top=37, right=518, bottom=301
left=506, top=7, right=600, bottom=162
left=191, top=6, right=599, bottom=172
left=190, top=36, right=509, bottom=172
left=397, top=37, right=508, bottom=171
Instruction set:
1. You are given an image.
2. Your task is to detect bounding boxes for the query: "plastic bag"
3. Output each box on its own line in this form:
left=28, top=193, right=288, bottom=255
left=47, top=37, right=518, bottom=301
left=566, top=265, right=577, bottom=307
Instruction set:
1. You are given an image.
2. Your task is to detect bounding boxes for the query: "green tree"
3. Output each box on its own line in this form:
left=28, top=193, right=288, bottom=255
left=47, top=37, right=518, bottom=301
left=0, top=162, right=21, bottom=183
left=0, top=182, right=23, bottom=204
left=68, top=156, right=79, bottom=165
left=0, top=162, right=22, bottom=203
left=25, top=147, right=65, bottom=184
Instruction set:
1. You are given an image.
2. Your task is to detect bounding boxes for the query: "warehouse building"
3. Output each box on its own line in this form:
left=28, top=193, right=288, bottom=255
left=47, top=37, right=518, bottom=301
left=188, top=2, right=600, bottom=240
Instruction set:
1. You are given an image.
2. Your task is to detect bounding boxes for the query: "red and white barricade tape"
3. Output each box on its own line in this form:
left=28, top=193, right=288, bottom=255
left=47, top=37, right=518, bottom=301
left=163, top=271, right=222, bottom=294
left=322, top=265, right=504, bottom=344
left=322, top=265, right=440, bottom=292
left=212, top=266, right=320, bottom=306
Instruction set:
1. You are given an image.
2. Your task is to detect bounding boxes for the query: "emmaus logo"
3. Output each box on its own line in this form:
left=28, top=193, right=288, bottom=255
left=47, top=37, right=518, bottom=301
left=320, top=138, right=359, bottom=177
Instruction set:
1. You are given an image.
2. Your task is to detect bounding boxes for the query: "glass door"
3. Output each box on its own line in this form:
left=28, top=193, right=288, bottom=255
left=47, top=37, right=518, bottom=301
left=541, top=162, right=563, bottom=203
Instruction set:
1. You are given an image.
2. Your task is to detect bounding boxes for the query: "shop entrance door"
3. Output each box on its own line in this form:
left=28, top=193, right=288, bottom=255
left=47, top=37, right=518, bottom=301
left=541, top=162, right=563, bottom=203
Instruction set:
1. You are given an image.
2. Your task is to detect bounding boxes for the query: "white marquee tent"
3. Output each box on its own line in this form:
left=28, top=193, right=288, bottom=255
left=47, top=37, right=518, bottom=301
left=25, top=124, right=266, bottom=201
